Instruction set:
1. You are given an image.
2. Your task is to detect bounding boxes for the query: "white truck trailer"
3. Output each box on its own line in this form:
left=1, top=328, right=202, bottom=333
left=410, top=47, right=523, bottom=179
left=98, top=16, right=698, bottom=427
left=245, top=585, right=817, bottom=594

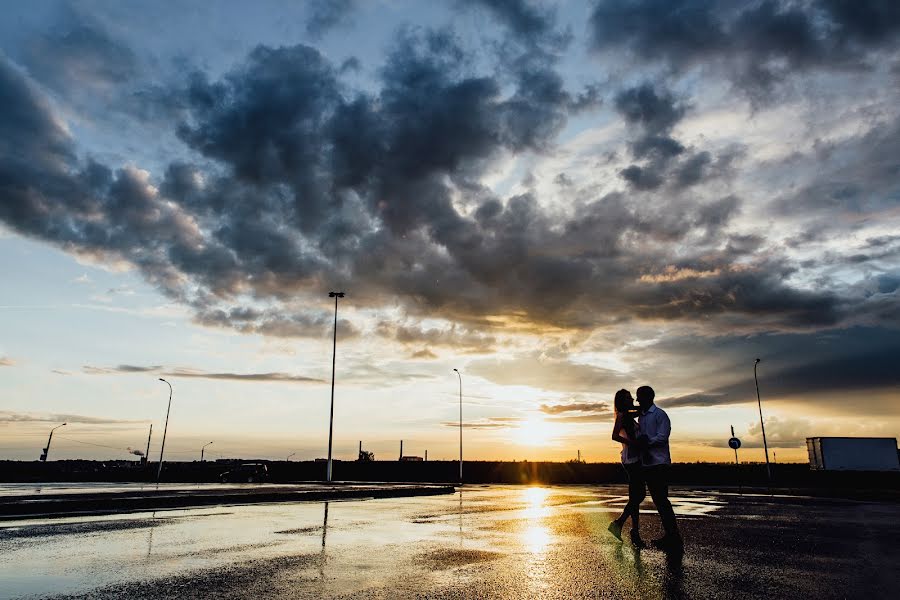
left=806, top=437, right=900, bottom=471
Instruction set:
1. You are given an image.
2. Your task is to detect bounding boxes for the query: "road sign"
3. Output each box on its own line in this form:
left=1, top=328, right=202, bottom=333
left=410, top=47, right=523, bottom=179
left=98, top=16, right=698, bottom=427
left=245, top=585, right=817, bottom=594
left=728, top=437, right=741, bottom=450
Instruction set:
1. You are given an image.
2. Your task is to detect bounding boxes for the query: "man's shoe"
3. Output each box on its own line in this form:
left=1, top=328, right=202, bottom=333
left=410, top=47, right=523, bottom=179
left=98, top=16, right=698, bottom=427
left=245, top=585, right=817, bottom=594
left=651, top=534, right=683, bottom=551
left=607, top=520, right=623, bottom=540
left=630, top=529, right=646, bottom=549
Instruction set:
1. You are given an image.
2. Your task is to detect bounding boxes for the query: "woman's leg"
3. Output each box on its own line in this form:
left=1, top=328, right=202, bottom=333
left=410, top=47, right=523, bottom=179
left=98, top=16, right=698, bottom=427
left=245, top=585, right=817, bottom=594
left=624, top=462, right=646, bottom=529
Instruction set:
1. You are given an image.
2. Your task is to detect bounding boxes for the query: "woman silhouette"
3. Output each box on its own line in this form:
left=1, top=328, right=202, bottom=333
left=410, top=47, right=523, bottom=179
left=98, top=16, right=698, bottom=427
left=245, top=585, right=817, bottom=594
left=608, top=388, right=646, bottom=548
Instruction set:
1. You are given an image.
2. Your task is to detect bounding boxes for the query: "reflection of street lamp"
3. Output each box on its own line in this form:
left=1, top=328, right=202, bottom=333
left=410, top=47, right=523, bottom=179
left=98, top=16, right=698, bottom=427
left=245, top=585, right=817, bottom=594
left=453, top=368, right=463, bottom=483
left=326, top=291, right=345, bottom=483
left=157, top=378, right=173, bottom=482
left=286, top=452, right=296, bottom=462
left=201, top=441, right=213, bottom=462
left=754, top=359, right=771, bottom=481
left=40, top=423, right=67, bottom=461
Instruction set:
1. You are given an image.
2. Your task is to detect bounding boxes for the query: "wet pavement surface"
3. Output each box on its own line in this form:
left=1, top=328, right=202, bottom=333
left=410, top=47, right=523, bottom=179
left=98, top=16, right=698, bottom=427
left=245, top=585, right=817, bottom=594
left=0, top=482, right=454, bottom=519
left=1, top=484, right=898, bottom=599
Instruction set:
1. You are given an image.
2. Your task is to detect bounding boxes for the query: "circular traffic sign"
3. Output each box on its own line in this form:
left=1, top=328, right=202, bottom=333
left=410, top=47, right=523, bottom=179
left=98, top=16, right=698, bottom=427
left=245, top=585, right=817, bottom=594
left=728, top=437, right=741, bottom=450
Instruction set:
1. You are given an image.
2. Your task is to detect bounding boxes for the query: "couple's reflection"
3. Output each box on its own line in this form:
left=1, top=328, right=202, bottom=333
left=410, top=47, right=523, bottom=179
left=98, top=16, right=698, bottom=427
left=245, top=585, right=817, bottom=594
left=610, top=527, right=685, bottom=599
left=662, top=546, right=685, bottom=600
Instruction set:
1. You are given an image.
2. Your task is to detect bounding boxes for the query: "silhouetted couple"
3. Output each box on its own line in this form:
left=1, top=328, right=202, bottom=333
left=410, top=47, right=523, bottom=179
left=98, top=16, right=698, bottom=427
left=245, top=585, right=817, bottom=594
left=608, top=386, right=682, bottom=551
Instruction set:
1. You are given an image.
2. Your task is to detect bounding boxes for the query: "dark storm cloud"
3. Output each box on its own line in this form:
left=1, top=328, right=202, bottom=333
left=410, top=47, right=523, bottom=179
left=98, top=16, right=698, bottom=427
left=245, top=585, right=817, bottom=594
left=614, top=83, right=685, bottom=132
left=613, top=81, right=738, bottom=191
left=193, top=307, right=359, bottom=339
left=773, top=112, right=900, bottom=218
left=306, top=0, right=359, bottom=39
left=21, top=17, right=137, bottom=92
left=658, top=327, right=900, bottom=411
left=458, top=0, right=570, bottom=49
left=0, top=20, right=889, bottom=340
left=589, top=0, right=900, bottom=97
left=381, top=323, right=497, bottom=353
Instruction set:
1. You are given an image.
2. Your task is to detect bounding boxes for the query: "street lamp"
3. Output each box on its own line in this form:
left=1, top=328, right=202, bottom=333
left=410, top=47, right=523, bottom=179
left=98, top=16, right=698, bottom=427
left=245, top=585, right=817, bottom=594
left=286, top=452, right=296, bottom=462
left=40, top=423, right=66, bottom=461
left=453, top=368, right=462, bottom=483
left=157, top=378, right=173, bottom=482
left=754, top=359, right=771, bottom=481
left=326, top=291, right=345, bottom=483
left=201, top=441, right=213, bottom=462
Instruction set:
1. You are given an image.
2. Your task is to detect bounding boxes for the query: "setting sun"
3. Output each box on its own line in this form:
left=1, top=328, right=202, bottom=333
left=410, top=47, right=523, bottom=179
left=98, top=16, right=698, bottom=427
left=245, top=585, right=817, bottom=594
left=515, top=417, right=560, bottom=447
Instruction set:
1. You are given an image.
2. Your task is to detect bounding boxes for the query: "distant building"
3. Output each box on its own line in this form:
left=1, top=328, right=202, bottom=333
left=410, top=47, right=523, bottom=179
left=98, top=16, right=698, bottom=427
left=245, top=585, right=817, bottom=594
left=400, top=456, right=423, bottom=462
left=806, top=437, right=900, bottom=471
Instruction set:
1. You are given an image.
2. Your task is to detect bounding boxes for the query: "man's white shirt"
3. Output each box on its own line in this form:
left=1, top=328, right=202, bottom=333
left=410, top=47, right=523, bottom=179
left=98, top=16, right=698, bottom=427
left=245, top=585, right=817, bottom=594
left=639, top=404, right=672, bottom=466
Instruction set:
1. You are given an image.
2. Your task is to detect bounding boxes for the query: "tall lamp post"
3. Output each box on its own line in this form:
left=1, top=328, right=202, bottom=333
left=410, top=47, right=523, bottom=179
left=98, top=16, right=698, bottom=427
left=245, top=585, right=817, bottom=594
left=40, top=423, right=66, bottom=461
left=157, top=378, right=173, bottom=482
left=201, top=441, right=213, bottom=462
left=754, top=359, right=771, bottom=481
left=326, top=291, right=345, bottom=483
left=453, top=368, right=463, bottom=483
left=286, top=452, right=296, bottom=462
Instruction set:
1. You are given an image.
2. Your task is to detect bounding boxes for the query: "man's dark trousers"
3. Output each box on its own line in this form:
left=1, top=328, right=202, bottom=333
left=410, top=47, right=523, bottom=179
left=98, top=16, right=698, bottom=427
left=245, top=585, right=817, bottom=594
left=644, top=464, right=679, bottom=536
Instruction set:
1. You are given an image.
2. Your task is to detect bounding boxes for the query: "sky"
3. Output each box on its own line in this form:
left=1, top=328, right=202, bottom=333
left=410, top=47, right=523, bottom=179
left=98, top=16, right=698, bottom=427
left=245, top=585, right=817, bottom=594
left=1, top=0, right=899, bottom=464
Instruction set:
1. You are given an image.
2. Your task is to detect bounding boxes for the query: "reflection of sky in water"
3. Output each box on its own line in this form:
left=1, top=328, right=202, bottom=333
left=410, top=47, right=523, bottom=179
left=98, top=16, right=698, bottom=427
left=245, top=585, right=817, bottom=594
left=0, top=485, right=727, bottom=599
left=522, top=524, right=551, bottom=554
left=521, top=486, right=553, bottom=554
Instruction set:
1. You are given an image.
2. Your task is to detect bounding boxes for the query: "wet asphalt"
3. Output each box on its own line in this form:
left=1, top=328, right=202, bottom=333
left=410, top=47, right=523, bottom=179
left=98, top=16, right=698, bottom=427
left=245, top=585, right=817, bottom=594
left=1, top=484, right=898, bottom=599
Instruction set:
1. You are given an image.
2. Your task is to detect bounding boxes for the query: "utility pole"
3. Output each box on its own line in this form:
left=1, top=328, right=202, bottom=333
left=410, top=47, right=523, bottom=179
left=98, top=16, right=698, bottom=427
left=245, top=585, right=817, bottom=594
left=754, top=359, right=772, bottom=481
left=144, top=424, right=153, bottom=465
left=157, top=378, right=173, bottom=482
left=40, top=423, right=66, bottom=461
left=731, top=425, right=739, bottom=465
left=399, top=440, right=403, bottom=461
left=453, top=369, right=463, bottom=483
left=326, top=291, right=344, bottom=483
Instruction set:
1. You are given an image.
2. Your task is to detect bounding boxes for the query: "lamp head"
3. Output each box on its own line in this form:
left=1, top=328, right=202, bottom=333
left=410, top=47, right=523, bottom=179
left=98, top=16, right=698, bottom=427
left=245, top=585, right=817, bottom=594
left=328, top=291, right=345, bottom=298
left=755, top=358, right=761, bottom=364
left=453, top=368, right=459, bottom=372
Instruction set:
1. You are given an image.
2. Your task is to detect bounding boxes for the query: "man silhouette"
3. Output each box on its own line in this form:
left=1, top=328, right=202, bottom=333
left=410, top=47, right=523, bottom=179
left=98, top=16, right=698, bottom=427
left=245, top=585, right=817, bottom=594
left=635, top=385, right=682, bottom=550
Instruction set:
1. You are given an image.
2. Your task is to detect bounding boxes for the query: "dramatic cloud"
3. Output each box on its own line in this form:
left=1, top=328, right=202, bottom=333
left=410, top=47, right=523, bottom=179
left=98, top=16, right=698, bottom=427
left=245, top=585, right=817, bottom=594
left=164, top=369, right=325, bottom=384
left=458, top=0, right=570, bottom=49
left=470, top=353, right=622, bottom=392
left=659, top=327, right=900, bottom=412
left=539, top=400, right=613, bottom=423
left=0, top=411, right=141, bottom=425
left=306, top=0, right=359, bottom=39
left=589, top=0, right=900, bottom=97
left=442, top=416, right=522, bottom=429
left=539, top=401, right=611, bottom=415
left=1, top=22, right=874, bottom=340
left=613, top=81, right=740, bottom=190
left=81, top=364, right=324, bottom=384
left=21, top=14, right=137, bottom=93
left=382, top=323, right=497, bottom=353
